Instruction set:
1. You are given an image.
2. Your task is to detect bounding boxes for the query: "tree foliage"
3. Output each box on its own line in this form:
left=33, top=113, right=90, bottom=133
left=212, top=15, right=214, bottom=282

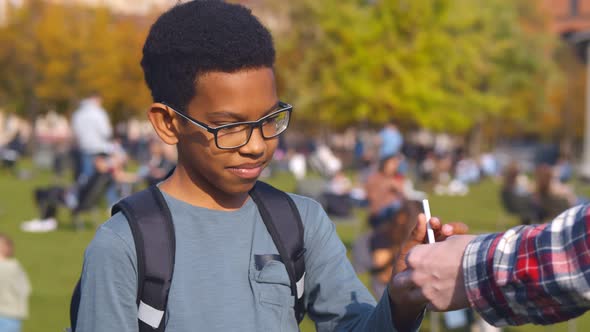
left=0, top=0, right=152, bottom=120
left=273, top=0, right=559, bottom=136
left=0, top=0, right=573, bottom=141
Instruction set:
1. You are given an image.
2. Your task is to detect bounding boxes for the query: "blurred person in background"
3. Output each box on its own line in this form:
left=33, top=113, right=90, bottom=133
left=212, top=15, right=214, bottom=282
left=479, top=152, right=500, bottom=179
left=137, top=138, right=177, bottom=186
left=21, top=149, right=141, bottom=232
left=433, top=153, right=471, bottom=196
left=0, top=233, right=31, bottom=332
left=0, top=112, right=32, bottom=172
left=321, top=170, right=353, bottom=218
left=433, top=132, right=453, bottom=157
left=555, top=154, right=573, bottom=184
left=287, top=147, right=307, bottom=181
left=71, top=92, right=112, bottom=184
left=365, top=153, right=406, bottom=229
left=369, top=200, right=419, bottom=297
left=34, top=110, right=72, bottom=178
left=124, top=118, right=153, bottom=163
left=500, top=161, right=535, bottom=225
left=377, top=121, right=403, bottom=160
left=532, top=163, right=575, bottom=223
left=308, top=143, right=342, bottom=177
left=408, top=129, right=434, bottom=182
left=454, top=152, right=481, bottom=186
left=124, top=118, right=142, bottom=161
left=103, top=137, right=133, bottom=207
left=353, top=129, right=365, bottom=170
left=417, top=151, right=436, bottom=182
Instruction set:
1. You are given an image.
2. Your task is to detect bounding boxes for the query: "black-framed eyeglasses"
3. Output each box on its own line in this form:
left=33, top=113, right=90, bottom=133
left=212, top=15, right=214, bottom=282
left=163, top=101, right=293, bottom=150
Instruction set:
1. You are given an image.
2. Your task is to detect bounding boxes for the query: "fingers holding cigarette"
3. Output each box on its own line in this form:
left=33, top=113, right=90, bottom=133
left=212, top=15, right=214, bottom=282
left=421, top=199, right=469, bottom=243
left=393, top=235, right=477, bottom=311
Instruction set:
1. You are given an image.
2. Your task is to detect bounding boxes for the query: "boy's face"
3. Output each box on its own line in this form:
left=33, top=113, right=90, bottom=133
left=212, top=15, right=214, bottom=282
left=177, top=67, right=280, bottom=195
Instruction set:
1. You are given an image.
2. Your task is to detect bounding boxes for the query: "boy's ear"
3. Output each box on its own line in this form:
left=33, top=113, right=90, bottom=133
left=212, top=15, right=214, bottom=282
left=147, top=103, right=179, bottom=145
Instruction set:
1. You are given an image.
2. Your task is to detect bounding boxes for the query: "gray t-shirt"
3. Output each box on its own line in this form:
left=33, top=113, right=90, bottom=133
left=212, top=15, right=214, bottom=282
left=76, top=191, right=407, bottom=332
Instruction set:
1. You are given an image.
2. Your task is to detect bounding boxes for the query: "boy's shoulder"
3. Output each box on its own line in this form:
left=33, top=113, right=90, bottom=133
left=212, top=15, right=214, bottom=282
left=90, top=191, right=328, bottom=248
left=286, top=192, right=323, bottom=213
left=285, top=192, right=330, bottom=229
left=86, top=212, right=135, bottom=259
left=100, top=211, right=134, bottom=239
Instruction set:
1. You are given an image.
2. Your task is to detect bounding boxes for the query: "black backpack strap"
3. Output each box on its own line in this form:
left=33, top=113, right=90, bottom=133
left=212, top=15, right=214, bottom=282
left=249, top=181, right=307, bottom=323
left=69, top=279, right=82, bottom=331
left=111, top=186, right=176, bottom=332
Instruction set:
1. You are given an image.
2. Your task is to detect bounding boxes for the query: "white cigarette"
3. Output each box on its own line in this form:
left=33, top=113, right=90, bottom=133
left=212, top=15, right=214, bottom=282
left=422, top=199, right=435, bottom=244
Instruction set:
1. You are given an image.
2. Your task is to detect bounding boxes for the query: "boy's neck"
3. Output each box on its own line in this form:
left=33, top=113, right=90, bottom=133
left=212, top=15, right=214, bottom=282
left=158, top=166, right=250, bottom=211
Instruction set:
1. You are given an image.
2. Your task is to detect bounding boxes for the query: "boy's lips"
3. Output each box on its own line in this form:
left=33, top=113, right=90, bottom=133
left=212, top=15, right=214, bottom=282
left=226, top=162, right=264, bottom=179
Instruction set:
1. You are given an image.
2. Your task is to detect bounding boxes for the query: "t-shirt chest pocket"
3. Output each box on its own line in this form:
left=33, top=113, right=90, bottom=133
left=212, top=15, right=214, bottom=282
left=253, top=257, right=295, bottom=308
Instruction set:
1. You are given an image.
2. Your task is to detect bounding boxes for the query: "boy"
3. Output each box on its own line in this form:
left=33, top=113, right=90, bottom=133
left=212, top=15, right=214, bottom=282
left=76, top=1, right=461, bottom=331
left=0, top=233, right=31, bottom=332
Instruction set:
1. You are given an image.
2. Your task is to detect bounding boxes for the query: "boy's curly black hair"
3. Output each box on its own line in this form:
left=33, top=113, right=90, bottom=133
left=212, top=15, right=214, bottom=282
left=141, top=0, right=276, bottom=113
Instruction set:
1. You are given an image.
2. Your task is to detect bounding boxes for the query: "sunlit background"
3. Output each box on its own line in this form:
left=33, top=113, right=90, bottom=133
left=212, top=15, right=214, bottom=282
left=1, top=0, right=590, bottom=331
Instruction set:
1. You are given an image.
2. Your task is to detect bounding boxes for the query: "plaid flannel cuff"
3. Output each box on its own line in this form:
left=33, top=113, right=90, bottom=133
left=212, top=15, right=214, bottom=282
left=463, top=233, right=511, bottom=326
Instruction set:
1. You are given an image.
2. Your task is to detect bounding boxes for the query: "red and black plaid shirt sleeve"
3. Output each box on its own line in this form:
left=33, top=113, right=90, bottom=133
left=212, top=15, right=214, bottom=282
left=462, top=204, right=590, bottom=326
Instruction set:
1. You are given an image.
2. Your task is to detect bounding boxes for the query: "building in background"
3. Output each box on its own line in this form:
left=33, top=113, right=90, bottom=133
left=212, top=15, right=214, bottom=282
left=543, top=0, right=590, bottom=176
left=545, top=0, right=590, bottom=35
left=47, top=0, right=173, bottom=14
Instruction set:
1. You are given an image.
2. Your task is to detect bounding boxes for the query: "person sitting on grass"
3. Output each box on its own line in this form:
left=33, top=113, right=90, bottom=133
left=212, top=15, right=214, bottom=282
left=21, top=152, right=138, bottom=232
left=531, top=163, right=576, bottom=223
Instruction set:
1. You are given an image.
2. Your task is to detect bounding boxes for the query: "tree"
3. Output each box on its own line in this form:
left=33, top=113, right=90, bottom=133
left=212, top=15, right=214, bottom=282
left=0, top=0, right=153, bottom=121
left=271, top=0, right=559, bottom=144
left=0, top=0, right=42, bottom=117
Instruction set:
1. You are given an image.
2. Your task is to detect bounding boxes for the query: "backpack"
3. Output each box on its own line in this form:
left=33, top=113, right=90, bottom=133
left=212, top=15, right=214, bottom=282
left=69, top=181, right=306, bottom=331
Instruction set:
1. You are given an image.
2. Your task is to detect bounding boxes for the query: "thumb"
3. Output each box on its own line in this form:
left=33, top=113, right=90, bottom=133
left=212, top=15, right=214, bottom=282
left=408, top=213, right=427, bottom=246
left=394, top=214, right=428, bottom=274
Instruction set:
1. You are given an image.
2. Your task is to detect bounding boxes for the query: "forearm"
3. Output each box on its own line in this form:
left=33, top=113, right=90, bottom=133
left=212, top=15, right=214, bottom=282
left=389, top=292, right=424, bottom=332
left=302, top=197, right=415, bottom=332
left=308, top=239, right=404, bottom=332
left=323, top=289, right=421, bottom=332
left=464, top=204, right=590, bottom=326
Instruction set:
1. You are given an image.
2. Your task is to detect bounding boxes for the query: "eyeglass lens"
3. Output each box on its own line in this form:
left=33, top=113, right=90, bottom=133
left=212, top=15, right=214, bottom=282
left=216, top=110, right=290, bottom=148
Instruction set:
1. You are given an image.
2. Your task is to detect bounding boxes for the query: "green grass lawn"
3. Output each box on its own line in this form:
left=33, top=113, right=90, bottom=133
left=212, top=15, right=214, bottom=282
left=0, top=164, right=588, bottom=332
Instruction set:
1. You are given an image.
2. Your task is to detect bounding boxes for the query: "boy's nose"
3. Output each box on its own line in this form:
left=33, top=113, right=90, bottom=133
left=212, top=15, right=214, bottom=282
left=239, top=127, right=266, bottom=156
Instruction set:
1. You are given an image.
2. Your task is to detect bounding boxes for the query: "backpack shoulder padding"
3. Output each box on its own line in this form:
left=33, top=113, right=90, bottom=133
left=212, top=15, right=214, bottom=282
left=111, top=186, right=176, bottom=332
left=69, top=186, right=175, bottom=332
left=69, top=279, right=82, bottom=331
left=249, top=181, right=307, bottom=322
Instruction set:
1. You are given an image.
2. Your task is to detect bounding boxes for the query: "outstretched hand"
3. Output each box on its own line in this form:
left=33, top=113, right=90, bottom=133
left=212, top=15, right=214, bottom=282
left=392, top=235, right=477, bottom=311
left=388, top=213, right=469, bottom=330
left=393, top=214, right=469, bottom=276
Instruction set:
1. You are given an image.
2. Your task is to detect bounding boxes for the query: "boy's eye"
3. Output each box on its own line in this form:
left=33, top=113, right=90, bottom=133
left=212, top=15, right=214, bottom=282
left=219, top=123, right=249, bottom=134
